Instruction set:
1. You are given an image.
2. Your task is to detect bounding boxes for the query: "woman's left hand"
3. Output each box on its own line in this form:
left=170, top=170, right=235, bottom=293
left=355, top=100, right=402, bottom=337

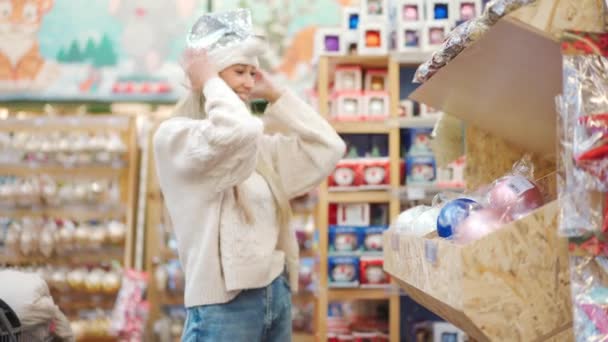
left=251, top=70, right=283, bottom=103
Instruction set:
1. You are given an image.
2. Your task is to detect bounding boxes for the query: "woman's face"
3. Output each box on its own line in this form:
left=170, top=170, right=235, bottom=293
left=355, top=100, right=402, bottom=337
left=219, top=64, right=257, bottom=102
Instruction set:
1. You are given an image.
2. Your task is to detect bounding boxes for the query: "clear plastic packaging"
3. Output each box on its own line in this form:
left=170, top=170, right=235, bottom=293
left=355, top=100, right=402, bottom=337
left=447, top=156, right=546, bottom=244
left=557, top=33, right=608, bottom=238
left=570, top=256, right=608, bottom=341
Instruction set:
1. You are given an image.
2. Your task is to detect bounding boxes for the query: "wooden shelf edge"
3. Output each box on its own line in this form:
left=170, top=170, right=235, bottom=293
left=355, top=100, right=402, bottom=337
left=0, top=165, right=126, bottom=177
left=327, top=287, right=396, bottom=301
left=324, top=55, right=389, bottom=67
left=0, top=206, right=125, bottom=220
left=331, top=121, right=392, bottom=134
left=397, top=115, right=441, bottom=128
left=327, top=190, right=392, bottom=203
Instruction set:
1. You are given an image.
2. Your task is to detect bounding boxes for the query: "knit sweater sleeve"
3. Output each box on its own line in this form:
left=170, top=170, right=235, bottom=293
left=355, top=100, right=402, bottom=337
left=153, top=77, right=263, bottom=192
left=260, top=89, right=346, bottom=198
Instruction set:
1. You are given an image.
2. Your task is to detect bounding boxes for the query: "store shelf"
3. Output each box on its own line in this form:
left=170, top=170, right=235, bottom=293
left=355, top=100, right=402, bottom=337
left=327, top=190, right=392, bottom=203
left=0, top=164, right=125, bottom=177
left=0, top=206, right=125, bottom=220
left=300, top=248, right=317, bottom=258
left=0, top=250, right=124, bottom=265
left=0, top=116, right=131, bottom=132
left=400, top=184, right=466, bottom=201
left=293, top=332, right=315, bottom=342
left=293, top=291, right=318, bottom=306
left=56, top=297, right=116, bottom=311
left=409, top=17, right=561, bottom=156
left=394, top=115, right=441, bottom=128
left=331, top=121, right=391, bottom=134
left=327, top=55, right=389, bottom=67
left=159, top=292, right=184, bottom=306
left=383, top=201, right=571, bottom=341
left=391, top=51, right=433, bottom=65
left=328, top=288, right=394, bottom=301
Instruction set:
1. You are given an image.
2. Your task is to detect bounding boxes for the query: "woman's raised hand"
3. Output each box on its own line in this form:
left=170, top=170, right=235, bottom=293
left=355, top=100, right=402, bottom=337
left=251, top=70, right=283, bottom=103
left=182, top=48, right=218, bottom=92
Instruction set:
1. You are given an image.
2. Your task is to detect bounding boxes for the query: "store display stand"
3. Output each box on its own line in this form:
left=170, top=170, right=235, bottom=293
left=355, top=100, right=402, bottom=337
left=0, top=114, right=139, bottom=341
left=383, top=15, right=579, bottom=342
left=316, top=53, right=429, bottom=342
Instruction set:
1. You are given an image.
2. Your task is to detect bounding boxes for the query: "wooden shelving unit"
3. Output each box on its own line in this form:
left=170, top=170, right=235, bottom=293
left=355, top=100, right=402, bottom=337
left=328, top=288, right=396, bottom=301
left=331, top=121, right=392, bottom=134
left=316, top=55, right=403, bottom=342
left=0, top=165, right=126, bottom=177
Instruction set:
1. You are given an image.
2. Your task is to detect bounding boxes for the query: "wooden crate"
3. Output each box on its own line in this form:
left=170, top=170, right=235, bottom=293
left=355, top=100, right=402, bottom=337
left=383, top=201, right=572, bottom=342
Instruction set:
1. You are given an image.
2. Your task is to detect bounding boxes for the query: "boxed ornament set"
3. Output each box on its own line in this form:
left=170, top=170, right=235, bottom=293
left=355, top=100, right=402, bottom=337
left=329, top=135, right=405, bottom=191
left=326, top=301, right=390, bottom=340
left=315, top=0, right=490, bottom=57
left=331, top=66, right=389, bottom=122
left=329, top=225, right=388, bottom=255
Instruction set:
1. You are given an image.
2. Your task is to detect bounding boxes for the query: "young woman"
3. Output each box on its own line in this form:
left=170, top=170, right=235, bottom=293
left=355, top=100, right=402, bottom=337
left=153, top=9, right=345, bottom=342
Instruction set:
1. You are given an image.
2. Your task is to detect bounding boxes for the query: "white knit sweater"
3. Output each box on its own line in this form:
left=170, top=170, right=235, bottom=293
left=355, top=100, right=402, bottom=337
left=153, top=77, right=345, bottom=307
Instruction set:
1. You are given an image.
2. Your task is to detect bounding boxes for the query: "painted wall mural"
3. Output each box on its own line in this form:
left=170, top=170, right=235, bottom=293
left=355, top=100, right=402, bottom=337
left=0, top=0, right=355, bottom=101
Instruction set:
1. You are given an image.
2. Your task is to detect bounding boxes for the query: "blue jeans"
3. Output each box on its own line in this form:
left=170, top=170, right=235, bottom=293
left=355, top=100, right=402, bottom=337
left=182, top=274, right=292, bottom=342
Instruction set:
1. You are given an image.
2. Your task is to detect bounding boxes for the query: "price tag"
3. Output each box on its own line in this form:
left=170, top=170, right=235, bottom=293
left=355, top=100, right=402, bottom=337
left=424, top=240, right=438, bottom=266
left=407, top=186, right=426, bottom=200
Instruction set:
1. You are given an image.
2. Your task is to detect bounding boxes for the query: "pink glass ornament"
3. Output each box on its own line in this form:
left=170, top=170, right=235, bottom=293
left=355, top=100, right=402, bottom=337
left=488, top=175, right=544, bottom=220
left=455, top=208, right=508, bottom=244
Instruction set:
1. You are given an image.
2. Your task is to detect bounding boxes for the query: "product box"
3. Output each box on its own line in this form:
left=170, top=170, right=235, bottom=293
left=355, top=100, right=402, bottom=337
left=329, top=226, right=364, bottom=255
left=360, top=157, right=390, bottom=189
left=315, top=28, right=346, bottom=56
left=332, top=91, right=364, bottom=121
left=360, top=256, right=390, bottom=287
left=362, top=226, right=388, bottom=253
left=329, top=159, right=364, bottom=189
left=406, top=128, right=434, bottom=155
left=364, top=69, right=388, bottom=91
left=436, top=156, right=466, bottom=189
left=329, top=256, right=360, bottom=287
left=413, top=321, right=467, bottom=342
left=363, top=91, right=390, bottom=120
left=406, top=154, right=436, bottom=184
left=337, top=203, right=371, bottom=226
left=335, top=66, right=363, bottom=91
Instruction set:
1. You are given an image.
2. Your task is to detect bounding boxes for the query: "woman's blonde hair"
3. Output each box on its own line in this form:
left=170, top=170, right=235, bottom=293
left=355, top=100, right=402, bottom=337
left=173, top=90, right=292, bottom=228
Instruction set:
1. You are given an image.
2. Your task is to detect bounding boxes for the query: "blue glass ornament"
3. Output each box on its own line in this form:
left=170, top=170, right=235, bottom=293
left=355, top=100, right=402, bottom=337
left=434, top=4, right=449, bottom=19
left=349, top=14, right=360, bottom=30
left=436, top=198, right=480, bottom=238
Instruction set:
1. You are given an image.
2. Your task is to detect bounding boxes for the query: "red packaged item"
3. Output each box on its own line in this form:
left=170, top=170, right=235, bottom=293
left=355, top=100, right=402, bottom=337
left=353, top=331, right=378, bottom=341
left=329, top=159, right=364, bottom=189
left=359, top=256, right=390, bottom=287
left=361, top=157, right=390, bottom=188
